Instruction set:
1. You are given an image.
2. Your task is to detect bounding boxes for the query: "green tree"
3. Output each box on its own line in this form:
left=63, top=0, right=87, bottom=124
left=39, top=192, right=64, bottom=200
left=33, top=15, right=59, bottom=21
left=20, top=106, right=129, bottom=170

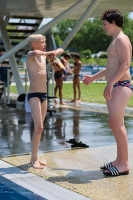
left=52, top=19, right=77, bottom=42
left=99, top=53, right=107, bottom=58
left=123, top=14, right=133, bottom=52
left=81, top=49, right=92, bottom=58
left=52, top=14, right=133, bottom=54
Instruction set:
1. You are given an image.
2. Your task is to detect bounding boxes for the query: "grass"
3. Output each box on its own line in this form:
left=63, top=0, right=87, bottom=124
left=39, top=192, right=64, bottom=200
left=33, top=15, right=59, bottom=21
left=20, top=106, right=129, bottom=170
left=63, top=82, right=133, bottom=106
left=10, top=82, right=133, bottom=107
left=10, top=86, right=19, bottom=94
left=62, top=82, right=106, bottom=104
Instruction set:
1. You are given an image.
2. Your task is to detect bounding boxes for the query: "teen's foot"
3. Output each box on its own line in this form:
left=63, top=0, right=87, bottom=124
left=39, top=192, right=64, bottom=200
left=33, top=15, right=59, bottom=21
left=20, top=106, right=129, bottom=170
left=38, top=160, right=47, bottom=166
left=100, top=160, right=119, bottom=170
left=70, top=99, right=76, bottom=102
left=76, top=99, right=81, bottom=103
left=60, top=102, right=66, bottom=105
left=103, top=166, right=129, bottom=176
left=104, top=163, right=130, bottom=175
left=100, top=162, right=113, bottom=170
left=30, top=160, right=44, bottom=169
left=30, top=160, right=47, bottom=169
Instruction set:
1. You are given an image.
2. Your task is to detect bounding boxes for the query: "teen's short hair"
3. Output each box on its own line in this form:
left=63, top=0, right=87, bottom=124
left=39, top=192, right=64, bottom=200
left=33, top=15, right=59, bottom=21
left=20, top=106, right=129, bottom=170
left=64, top=53, right=71, bottom=59
left=73, top=54, right=80, bottom=59
left=101, top=8, right=124, bottom=28
left=28, top=34, right=45, bottom=49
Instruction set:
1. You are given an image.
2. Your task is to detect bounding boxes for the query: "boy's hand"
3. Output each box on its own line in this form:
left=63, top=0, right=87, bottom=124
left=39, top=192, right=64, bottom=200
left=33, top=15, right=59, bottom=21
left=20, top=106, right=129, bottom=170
left=52, top=63, right=61, bottom=71
left=82, top=75, right=94, bottom=85
left=103, top=83, right=113, bottom=100
left=46, top=51, right=56, bottom=61
left=70, top=69, right=74, bottom=74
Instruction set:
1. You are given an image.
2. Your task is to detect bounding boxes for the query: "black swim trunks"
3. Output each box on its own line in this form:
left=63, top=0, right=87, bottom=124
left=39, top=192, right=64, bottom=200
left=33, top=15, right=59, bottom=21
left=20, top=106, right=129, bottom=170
left=28, top=92, right=47, bottom=103
left=54, top=73, right=62, bottom=79
left=74, top=74, right=80, bottom=79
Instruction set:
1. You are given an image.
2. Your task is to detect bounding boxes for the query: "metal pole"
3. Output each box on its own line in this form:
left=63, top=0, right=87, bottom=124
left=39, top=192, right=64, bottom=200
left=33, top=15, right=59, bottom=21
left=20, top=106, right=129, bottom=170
left=60, top=0, right=101, bottom=50
left=47, top=71, right=50, bottom=97
left=52, top=69, right=54, bottom=97
left=25, top=68, right=28, bottom=93
left=51, top=33, right=56, bottom=100
left=0, top=0, right=88, bottom=63
left=4, top=16, right=10, bottom=26
left=7, top=68, right=10, bottom=104
left=4, top=82, right=6, bottom=104
left=0, top=17, right=25, bottom=94
left=0, top=16, right=10, bottom=38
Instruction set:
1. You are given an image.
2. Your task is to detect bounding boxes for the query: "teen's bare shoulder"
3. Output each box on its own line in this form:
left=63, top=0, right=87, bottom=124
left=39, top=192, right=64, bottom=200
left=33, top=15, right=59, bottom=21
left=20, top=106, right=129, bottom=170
left=115, top=35, right=130, bottom=49
left=61, top=58, right=67, bottom=65
left=116, top=34, right=130, bottom=43
left=27, top=50, right=36, bottom=58
left=78, top=60, right=82, bottom=66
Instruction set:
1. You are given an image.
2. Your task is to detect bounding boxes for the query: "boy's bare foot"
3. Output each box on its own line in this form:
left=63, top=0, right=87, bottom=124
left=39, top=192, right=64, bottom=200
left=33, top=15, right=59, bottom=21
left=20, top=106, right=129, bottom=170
left=76, top=99, right=81, bottom=103
left=70, top=99, right=76, bottom=102
left=38, top=160, right=47, bottom=166
left=30, top=159, right=47, bottom=169
left=30, top=160, right=44, bottom=169
left=60, top=102, right=66, bottom=105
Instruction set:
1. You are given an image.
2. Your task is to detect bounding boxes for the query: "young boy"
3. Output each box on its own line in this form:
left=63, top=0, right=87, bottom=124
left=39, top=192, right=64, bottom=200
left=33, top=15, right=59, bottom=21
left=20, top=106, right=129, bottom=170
left=70, top=54, right=82, bottom=102
left=26, top=34, right=64, bottom=169
left=83, top=9, right=132, bottom=176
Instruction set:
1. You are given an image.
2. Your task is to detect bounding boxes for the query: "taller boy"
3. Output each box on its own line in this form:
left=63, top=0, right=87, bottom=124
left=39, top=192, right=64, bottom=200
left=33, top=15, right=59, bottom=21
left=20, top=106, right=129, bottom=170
left=83, top=9, right=132, bottom=176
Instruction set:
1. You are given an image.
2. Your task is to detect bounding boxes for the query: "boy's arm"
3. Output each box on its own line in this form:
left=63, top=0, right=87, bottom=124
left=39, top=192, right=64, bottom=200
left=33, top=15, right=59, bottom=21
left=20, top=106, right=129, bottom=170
left=54, top=48, right=64, bottom=56
left=83, top=68, right=106, bottom=85
left=46, top=48, right=64, bottom=61
left=92, top=68, right=106, bottom=80
left=49, top=48, right=64, bottom=57
left=27, top=48, right=64, bottom=58
left=27, top=50, right=50, bottom=57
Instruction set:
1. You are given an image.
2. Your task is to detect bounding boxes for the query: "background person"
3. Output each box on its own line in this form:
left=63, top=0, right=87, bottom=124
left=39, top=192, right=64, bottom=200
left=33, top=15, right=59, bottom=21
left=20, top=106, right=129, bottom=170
left=54, top=53, right=71, bottom=105
left=61, top=53, right=71, bottom=79
left=70, top=54, right=82, bottom=102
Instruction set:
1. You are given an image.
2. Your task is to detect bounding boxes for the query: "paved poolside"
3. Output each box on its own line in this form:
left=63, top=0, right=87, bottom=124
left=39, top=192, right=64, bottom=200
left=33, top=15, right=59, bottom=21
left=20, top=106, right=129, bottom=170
left=0, top=99, right=133, bottom=199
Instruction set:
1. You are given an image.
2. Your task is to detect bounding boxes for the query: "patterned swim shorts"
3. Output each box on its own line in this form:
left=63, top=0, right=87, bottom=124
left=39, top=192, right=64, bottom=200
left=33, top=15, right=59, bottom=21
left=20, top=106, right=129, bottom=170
left=113, top=80, right=133, bottom=91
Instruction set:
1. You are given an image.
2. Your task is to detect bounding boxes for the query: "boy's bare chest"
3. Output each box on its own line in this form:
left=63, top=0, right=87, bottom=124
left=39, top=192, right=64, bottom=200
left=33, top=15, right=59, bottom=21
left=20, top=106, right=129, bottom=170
left=34, top=56, right=46, bottom=74
left=107, top=42, right=117, bottom=57
left=35, top=56, right=45, bottom=66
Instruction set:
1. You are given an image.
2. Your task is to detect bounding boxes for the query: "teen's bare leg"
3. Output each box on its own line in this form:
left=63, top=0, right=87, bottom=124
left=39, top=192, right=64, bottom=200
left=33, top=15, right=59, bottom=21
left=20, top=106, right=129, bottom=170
left=106, top=86, right=132, bottom=173
left=29, top=98, right=45, bottom=169
left=70, top=77, right=76, bottom=102
left=39, top=99, right=47, bottom=166
left=54, top=79, right=58, bottom=104
left=76, top=76, right=81, bottom=102
left=58, top=76, right=66, bottom=105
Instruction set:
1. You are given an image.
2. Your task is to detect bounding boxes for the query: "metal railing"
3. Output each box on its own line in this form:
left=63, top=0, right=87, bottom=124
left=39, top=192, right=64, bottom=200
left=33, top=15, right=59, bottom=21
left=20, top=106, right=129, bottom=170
left=3, top=68, right=11, bottom=104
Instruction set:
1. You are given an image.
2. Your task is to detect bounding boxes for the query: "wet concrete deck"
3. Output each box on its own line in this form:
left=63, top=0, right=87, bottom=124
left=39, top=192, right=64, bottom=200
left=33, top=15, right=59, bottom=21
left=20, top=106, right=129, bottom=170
left=0, top=100, right=133, bottom=199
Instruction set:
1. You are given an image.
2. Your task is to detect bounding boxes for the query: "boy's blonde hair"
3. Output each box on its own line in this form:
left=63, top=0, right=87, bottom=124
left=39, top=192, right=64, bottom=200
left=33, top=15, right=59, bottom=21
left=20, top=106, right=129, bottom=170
left=28, top=34, right=45, bottom=49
